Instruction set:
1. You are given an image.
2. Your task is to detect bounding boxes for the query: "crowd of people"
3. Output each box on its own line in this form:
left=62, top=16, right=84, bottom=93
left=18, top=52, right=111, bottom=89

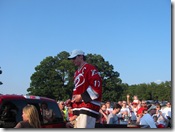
left=58, top=95, right=171, bottom=128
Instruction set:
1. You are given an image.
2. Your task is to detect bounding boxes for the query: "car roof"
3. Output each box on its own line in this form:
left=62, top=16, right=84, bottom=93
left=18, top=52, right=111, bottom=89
left=0, top=94, right=56, bottom=103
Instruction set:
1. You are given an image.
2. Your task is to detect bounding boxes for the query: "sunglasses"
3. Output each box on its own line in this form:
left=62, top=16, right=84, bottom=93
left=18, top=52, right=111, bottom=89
left=71, top=55, right=80, bottom=60
left=72, top=56, right=77, bottom=60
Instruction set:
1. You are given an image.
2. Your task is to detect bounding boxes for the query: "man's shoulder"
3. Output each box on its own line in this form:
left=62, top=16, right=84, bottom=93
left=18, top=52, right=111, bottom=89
left=83, top=63, right=99, bottom=73
left=84, top=63, right=96, bottom=69
left=143, top=113, right=152, bottom=119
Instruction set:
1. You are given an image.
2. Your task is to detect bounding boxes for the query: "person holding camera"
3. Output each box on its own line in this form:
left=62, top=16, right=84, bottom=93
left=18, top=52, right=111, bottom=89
left=153, top=103, right=168, bottom=128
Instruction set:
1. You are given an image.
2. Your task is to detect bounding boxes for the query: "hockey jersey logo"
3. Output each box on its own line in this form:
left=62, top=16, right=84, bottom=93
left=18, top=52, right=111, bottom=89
left=73, top=73, right=85, bottom=91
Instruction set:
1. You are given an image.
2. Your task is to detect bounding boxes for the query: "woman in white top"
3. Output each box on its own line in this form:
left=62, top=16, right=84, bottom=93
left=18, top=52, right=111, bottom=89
left=163, top=101, right=171, bottom=118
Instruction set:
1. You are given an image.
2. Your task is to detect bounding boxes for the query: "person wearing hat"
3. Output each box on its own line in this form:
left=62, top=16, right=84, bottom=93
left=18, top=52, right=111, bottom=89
left=139, top=104, right=157, bottom=128
left=66, top=49, right=102, bottom=128
left=57, top=101, right=67, bottom=121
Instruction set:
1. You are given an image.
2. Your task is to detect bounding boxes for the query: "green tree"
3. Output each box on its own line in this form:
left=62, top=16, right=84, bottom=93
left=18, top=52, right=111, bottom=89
left=27, top=51, right=122, bottom=101
left=27, top=51, right=75, bottom=100
left=124, top=81, right=171, bottom=102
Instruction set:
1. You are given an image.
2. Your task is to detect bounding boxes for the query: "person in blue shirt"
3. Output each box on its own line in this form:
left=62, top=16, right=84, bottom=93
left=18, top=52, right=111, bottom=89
left=107, top=104, right=122, bottom=124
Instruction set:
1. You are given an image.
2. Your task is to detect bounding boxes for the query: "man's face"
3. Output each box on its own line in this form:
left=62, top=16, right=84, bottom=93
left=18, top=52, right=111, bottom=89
left=70, top=55, right=83, bottom=66
left=166, top=103, right=171, bottom=107
left=41, top=104, right=47, bottom=109
left=106, top=102, right=110, bottom=108
left=59, top=102, right=65, bottom=110
left=116, top=108, right=121, bottom=114
left=141, top=102, right=147, bottom=107
left=151, top=109, right=157, bottom=115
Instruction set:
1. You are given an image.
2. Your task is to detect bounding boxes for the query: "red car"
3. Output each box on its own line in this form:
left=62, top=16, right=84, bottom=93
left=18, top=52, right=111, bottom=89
left=0, top=94, right=66, bottom=128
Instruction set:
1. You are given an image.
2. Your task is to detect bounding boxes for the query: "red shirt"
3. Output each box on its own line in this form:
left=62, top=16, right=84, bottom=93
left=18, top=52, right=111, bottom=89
left=137, top=107, right=147, bottom=115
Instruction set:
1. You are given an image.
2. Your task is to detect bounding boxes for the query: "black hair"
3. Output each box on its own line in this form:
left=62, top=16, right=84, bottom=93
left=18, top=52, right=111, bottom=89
left=113, top=103, right=122, bottom=110
left=41, top=102, right=48, bottom=107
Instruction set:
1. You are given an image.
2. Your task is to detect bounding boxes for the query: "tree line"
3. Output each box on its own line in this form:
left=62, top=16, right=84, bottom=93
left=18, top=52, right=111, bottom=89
left=27, top=51, right=171, bottom=102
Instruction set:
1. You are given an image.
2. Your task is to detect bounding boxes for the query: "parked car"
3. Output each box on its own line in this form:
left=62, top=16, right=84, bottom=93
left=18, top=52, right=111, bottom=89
left=0, top=94, right=66, bottom=128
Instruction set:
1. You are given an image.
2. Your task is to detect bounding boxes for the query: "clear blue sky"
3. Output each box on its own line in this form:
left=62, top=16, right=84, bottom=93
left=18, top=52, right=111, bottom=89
left=0, top=0, right=171, bottom=95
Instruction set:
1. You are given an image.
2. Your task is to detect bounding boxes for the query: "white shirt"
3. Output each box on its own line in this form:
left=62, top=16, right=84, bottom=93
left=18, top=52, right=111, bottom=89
left=162, top=107, right=171, bottom=118
left=140, top=113, right=157, bottom=128
left=106, top=107, right=113, bottom=114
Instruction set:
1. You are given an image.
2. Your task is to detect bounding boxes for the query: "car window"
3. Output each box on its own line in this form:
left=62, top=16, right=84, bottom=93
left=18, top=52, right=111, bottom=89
left=0, top=97, right=64, bottom=128
left=40, top=101, right=63, bottom=125
left=25, top=99, right=64, bottom=125
left=0, top=101, right=19, bottom=128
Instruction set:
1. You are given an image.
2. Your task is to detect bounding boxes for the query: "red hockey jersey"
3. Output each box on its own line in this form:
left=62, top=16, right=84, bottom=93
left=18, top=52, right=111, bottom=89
left=71, top=63, right=102, bottom=118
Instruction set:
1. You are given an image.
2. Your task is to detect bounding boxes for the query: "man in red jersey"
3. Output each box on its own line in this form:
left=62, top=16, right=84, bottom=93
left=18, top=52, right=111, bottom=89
left=67, top=49, right=102, bottom=128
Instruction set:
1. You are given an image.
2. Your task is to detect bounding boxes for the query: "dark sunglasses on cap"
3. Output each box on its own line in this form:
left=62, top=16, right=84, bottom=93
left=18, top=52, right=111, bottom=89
left=72, top=56, right=77, bottom=60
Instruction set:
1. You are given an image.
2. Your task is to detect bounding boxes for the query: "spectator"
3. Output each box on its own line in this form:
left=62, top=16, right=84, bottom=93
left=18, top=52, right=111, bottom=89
left=105, top=101, right=113, bottom=114
left=129, top=102, right=138, bottom=124
left=99, top=104, right=109, bottom=124
left=136, top=100, right=148, bottom=125
left=136, top=110, right=143, bottom=125
left=153, top=103, right=168, bottom=128
left=163, top=101, right=171, bottom=119
left=118, top=101, right=131, bottom=124
left=14, top=105, right=41, bottom=128
left=133, top=95, right=139, bottom=104
left=107, top=104, right=122, bottom=124
left=66, top=107, right=77, bottom=128
left=41, top=102, right=55, bottom=123
left=0, top=103, right=17, bottom=122
left=117, top=101, right=123, bottom=106
left=57, top=101, right=67, bottom=121
left=162, top=101, right=171, bottom=128
left=137, top=100, right=147, bottom=117
left=153, top=115, right=158, bottom=126
left=139, top=104, right=157, bottom=128
left=126, top=94, right=139, bottom=124
left=67, top=49, right=102, bottom=128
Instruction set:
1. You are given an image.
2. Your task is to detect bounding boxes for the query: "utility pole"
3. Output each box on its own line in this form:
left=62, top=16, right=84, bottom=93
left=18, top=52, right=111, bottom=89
left=0, top=67, right=3, bottom=85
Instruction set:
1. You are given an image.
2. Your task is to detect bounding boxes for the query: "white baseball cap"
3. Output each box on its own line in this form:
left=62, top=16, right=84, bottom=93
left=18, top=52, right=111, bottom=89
left=68, top=49, right=85, bottom=59
left=147, top=105, right=156, bottom=112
